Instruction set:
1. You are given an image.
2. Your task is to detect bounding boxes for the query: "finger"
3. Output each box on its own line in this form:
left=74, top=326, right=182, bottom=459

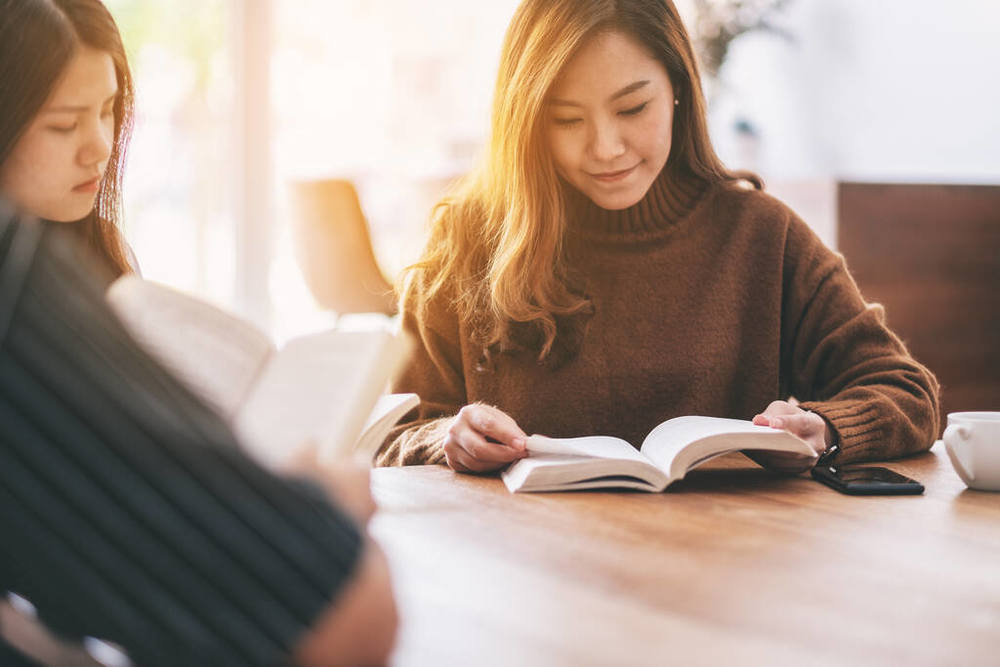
left=443, top=441, right=471, bottom=473
left=455, top=426, right=526, bottom=464
left=765, top=400, right=798, bottom=415
left=755, top=401, right=799, bottom=422
left=461, top=404, right=527, bottom=450
left=448, top=419, right=517, bottom=463
left=448, top=444, right=505, bottom=474
left=444, top=430, right=517, bottom=473
left=768, top=413, right=823, bottom=438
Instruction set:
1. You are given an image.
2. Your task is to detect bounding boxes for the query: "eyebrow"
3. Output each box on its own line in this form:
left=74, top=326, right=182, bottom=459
left=43, top=92, right=118, bottom=114
left=548, top=80, right=650, bottom=107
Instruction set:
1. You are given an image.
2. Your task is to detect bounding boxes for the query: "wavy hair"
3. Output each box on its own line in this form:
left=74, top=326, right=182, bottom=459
left=0, top=0, right=135, bottom=276
left=405, top=0, right=759, bottom=362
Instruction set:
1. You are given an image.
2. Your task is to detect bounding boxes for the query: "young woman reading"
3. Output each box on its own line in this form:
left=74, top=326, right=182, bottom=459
left=378, top=0, right=940, bottom=474
left=0, top=0, right=136, bottom=278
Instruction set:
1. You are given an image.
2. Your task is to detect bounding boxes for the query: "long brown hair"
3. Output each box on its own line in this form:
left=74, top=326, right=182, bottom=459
left=0, top=0, right=135, bottom=276
left=405, top=0, right=760, bottom=363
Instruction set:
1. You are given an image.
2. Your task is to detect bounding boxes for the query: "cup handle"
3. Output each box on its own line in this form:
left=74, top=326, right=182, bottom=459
left=943, top=424, right=975, bottom=483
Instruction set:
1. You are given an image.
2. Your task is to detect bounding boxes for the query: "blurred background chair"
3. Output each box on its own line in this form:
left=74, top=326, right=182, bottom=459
left=288, top=179, right=397, bottom=316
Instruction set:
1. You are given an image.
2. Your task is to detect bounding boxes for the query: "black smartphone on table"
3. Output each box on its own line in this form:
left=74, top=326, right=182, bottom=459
left=811, top=465, right=924, bottom=495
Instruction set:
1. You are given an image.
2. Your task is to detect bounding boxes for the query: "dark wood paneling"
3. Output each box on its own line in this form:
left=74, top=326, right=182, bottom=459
left=837, top=182, right=1000, bottom=428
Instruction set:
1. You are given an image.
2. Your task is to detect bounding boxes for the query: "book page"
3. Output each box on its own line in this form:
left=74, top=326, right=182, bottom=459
left=503, top=457, right=665, bottom=493
left=640, top=416, right=813, bottom=483
left=502, top=435, right=667, bottom=493
left=526, top=434, right=649, bottom=462
left=354, top=393, right=420, bottom=463
left=234, top=328, right=411, bottom=467
left=107, top=276, right=274, bottom=419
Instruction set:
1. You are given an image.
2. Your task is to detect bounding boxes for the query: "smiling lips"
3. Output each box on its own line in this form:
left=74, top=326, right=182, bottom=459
left=588, top=163, right=640, bottom=183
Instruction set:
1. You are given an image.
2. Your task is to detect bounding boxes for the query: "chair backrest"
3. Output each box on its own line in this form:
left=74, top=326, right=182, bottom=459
left=837, top=182, right=1000, bottom=429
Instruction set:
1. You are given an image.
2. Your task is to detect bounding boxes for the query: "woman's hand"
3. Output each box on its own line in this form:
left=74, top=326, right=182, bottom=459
left=444, top=403, right=528, bottom=474
left=750, top=400, right=833, bottom=473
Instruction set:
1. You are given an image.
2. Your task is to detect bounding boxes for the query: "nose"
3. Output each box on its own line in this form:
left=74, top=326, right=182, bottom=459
left=587, top=118, right=626, bottom=163
left=79, top=116, right=114, bottom=169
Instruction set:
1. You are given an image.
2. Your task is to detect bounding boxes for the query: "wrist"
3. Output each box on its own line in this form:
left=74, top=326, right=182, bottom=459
left=803, top=406, right=839, bottom=465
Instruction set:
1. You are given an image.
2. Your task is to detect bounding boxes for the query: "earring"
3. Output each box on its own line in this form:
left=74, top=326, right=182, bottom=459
left=674, top=98, right=679, bottom=106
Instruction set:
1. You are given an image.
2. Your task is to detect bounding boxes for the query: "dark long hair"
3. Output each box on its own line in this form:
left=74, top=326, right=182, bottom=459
left=0, top=0, right=135, bottom=275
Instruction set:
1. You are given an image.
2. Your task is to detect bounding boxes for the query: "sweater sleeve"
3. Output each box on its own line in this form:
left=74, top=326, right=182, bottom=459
left=376, top=276, right=467, bottom=466
left=779, top=214, right=941, bottom=463
left=0, top=215, right=363, bottom=667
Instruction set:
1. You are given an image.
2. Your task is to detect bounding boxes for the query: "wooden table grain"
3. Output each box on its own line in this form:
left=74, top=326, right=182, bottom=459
left=370, top=443, right=1000, bottom=667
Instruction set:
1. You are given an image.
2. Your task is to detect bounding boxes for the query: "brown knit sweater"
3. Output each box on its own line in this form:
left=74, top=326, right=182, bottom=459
left=377, top=167, right=941, bottom=467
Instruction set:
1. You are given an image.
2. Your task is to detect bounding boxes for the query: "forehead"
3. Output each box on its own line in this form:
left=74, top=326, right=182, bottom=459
left=45, top=47, right=118, bottom=108
left=550, top=30, right=670, bottom=98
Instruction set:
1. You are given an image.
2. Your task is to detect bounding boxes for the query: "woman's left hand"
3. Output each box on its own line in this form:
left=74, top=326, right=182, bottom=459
left=750, top=400, right=832, bottom=473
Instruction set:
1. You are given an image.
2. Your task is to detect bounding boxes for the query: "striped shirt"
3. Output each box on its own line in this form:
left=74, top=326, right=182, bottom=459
left=0, top=208, right=362, bottom=666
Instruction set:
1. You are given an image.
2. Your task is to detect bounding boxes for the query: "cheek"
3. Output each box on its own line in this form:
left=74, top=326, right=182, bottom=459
left=546, top=129, right=580, bottom=177
left=0, top=134, right=70, bottom=204
left=6, top=133, right=67, bottom=181
left=633, top=111, right=673, bottom=158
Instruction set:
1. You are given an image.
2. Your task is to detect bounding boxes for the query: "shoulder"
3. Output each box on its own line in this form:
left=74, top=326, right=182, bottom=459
left=704, top=181, right=797, bottom=232
left=399, top=266, right=462, bottom=341
left=707, top=182, right=834, bottom=256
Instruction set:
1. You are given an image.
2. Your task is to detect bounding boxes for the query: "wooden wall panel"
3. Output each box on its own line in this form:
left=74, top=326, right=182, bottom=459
left=837, top=182, right=1000, bottom=431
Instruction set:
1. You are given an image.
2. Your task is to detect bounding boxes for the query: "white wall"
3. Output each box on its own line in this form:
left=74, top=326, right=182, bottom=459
left=710, top=0, right=1000, bottom=184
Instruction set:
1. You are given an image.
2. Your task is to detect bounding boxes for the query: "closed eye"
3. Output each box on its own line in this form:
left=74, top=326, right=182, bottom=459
left=48, top=124, right=78, bottom=133
left=619, top=101, right=648, bottom=117
left=553, top=117, right=582, bottom=127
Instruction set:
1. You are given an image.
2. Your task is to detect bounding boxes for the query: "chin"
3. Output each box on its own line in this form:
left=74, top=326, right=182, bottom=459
left=586, top=188, right=645, bottom=211
left=40, top=201, right=96, bottom=223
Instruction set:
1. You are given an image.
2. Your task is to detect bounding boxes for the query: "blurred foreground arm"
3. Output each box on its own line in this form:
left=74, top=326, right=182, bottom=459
left=0, top=209, right=396, bottom=666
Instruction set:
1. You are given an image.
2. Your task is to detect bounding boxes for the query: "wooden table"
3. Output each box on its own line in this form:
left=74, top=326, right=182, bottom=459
left=371, top=443, right=1000, bottom=666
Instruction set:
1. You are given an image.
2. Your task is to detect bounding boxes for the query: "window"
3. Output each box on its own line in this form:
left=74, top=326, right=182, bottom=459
left=110, top=0, right=520, bottom=339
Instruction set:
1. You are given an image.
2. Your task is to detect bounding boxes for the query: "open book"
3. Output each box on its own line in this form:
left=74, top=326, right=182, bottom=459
left=106, top=276, right=417, bottom=466
left=502, top=416, right=814, bottom=493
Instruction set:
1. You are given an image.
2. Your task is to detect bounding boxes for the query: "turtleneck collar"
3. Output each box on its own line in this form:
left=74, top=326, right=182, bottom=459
left=565, top=164, right=710, bottom=241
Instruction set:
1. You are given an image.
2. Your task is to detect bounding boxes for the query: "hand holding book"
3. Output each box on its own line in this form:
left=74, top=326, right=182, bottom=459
left=106, top=276, right=419, bottom=467
left=443, top=403, right=529, bottom=473
left=751, top=400, right=831, bottom=473
left=503, top=416, right=817, bottom=493
left=436, top=400, right=824, bottom=483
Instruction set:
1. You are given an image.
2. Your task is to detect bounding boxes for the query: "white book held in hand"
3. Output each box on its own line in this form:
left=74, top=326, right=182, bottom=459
left=502, top=416, right=814, bottom=493
left=106, top=276, right=418, bottom=467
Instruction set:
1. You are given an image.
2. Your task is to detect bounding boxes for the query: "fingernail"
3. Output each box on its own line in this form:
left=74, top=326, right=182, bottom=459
left=512, top=437, right=526, bottom=450
left=771, top=418, right=783, bottom=428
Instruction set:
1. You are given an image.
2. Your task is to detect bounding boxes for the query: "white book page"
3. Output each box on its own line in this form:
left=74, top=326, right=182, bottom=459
left=355, top=393, right=420, bottom=462
left=640, top=416, right=811, bottom=482
left=503, top=434, right=667, bottom=492
left=525, top=434, right=649, bottom=462
left=502, top=456, right=665, bottom=493
left=107, top=276, right=274, bottom=419
left=235, top=329, right=410, bottom=467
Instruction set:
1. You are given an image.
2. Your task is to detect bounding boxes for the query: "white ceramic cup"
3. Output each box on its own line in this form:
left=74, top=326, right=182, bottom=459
left=943, top=412, right=1000, bottom=491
